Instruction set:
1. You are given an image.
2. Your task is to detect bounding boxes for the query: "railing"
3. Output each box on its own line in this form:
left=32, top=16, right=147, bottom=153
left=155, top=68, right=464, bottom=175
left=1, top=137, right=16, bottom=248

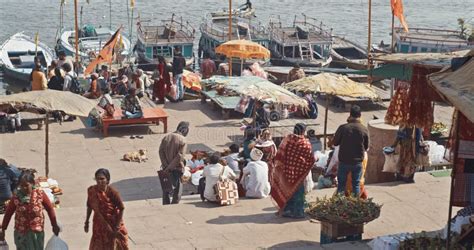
left=200, top=16, right=267, bottom=41
left=268, top=14, right=333, bottom=45
left=137, top=13, right=196, bottom=43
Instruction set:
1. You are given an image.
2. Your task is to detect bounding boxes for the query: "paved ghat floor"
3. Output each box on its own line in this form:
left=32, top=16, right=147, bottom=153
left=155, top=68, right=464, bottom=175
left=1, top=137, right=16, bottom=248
left=0, top=100, right=454, bottom=249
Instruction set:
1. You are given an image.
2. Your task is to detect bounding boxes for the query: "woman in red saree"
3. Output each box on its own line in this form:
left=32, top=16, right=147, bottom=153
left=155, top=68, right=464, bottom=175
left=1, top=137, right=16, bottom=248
left=153, top=56, right=171, bottom=104
left=271, top=124, right=315, bottom=218
left=85, top=168, right=128, bottom=250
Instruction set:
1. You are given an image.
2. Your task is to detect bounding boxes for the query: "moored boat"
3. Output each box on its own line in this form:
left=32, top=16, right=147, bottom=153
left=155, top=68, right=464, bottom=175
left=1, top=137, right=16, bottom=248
left=330, top=36, right=368, bottom=70
left=55, top=25, right=131, bottom=62
left=267, top=14, right=333, bottom=67
left=0, top=32, right=54, bottom=84
left=135, top=14, right=195, bottom=71
left=393, top=27, right=473, bottom=53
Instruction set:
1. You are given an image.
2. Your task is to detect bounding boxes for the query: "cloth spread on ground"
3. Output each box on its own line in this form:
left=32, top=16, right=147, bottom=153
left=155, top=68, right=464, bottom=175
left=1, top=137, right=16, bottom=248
left=271, top=134, right=314, bottom=210
left=87, top=185, right=128, bottom=250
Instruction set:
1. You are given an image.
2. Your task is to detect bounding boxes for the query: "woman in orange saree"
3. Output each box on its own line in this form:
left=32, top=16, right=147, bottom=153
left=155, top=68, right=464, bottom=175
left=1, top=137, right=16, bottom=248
left=85, top=168, right=128, bottom=250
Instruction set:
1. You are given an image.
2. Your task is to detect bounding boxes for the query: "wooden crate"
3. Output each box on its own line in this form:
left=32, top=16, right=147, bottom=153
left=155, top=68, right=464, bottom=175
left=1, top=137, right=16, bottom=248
left=320, top=221, right=363, bottom=244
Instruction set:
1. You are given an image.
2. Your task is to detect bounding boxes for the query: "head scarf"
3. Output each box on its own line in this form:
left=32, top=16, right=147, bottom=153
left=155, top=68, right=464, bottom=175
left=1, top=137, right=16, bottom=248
left=294, top=123, right=306, bottom=135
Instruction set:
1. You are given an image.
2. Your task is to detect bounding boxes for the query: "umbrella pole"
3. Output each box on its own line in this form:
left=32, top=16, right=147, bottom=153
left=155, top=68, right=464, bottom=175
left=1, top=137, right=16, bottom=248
left=45, top=112, right=49, bottom=178
left=323, top=95, right=330, bottom=151
left=240, top=59, right=244, bottom=75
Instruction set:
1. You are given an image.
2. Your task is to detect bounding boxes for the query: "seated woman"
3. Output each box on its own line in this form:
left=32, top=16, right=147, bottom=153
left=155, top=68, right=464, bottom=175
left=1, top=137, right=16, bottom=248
left=224, top=144, right=241, bottom=175
left=241, top=148, right=271, bottom=198
left=84, top=73, right=101, bottom=99
left=121, top=88, right=143, bottom=119
left=202, top=153, right=237, bottom=203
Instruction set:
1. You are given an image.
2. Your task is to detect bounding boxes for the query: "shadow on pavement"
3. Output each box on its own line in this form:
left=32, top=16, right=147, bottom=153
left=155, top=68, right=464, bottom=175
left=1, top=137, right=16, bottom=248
left=111, top=176, right=198, bottom=202
left=206, top=213, right=306, bottom=225
left=268, top=240, right=320, bottom=249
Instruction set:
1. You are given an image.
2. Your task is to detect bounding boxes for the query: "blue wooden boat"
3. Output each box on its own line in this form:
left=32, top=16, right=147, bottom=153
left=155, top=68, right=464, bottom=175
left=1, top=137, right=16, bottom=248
left=268, top=14, right=333, bottom=67
left=393, top=27, right=473, bottom=53
left=135, top=14, right=195, bottom=71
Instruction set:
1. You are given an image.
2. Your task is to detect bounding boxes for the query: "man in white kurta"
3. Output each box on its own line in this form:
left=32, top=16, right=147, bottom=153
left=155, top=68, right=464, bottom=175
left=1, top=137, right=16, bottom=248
left=241, top=148, right=271, bottom=198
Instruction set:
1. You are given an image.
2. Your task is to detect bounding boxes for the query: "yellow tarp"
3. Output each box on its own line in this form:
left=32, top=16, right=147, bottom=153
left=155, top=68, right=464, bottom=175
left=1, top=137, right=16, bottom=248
left=215, top=40, right=270, bottom=60
left=284, top=73, right=380, bottom=99
left=429, top=56, right=474, bottom=123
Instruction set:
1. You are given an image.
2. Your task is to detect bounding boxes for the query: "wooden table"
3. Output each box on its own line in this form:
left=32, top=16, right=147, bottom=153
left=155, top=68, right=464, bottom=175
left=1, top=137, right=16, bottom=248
left=101, top=107, right=168, bottom=137
left=19, top=111, right=46, bottom=130
left=201, top=90, right=241, bottom=119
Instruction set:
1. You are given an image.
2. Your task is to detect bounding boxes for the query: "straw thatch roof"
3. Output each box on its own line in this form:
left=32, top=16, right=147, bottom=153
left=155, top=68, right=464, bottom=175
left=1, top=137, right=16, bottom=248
left=284, top=73, right=379, bottom=99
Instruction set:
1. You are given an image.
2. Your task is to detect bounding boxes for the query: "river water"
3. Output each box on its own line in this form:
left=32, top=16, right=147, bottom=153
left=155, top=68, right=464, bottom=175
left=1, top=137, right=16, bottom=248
left=1, top=0, right=473, bottom=94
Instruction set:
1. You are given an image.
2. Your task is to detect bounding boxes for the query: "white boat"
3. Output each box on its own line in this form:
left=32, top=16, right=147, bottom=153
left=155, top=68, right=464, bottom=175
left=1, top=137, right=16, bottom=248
left=0, top=32, right=55, bottom=83
left=331, top=36, right=368, bottom=70
left=55, top=25, right=131, bottom=61
left=394, top=27, right=474, bottom=53
left=210, top=7, right=256, bottom=20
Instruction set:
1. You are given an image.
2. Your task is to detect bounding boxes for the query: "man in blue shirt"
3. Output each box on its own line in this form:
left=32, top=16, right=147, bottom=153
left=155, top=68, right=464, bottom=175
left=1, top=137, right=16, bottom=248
left=0, top=158, right=21, bottom=204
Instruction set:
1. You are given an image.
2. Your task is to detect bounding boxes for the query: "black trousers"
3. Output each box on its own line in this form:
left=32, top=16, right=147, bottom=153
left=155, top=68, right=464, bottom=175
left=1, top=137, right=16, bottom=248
left=162, top=170, right=183, bottom=205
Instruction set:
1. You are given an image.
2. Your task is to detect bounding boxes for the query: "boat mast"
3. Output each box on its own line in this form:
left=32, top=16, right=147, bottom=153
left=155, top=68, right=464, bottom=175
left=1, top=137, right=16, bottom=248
left=367, top=0, right=372, bottom=85
left=228, top=0, right=233, bottom=76
left=390, top=13, right=395, bottom=52
left=109, top=0, right=112, bottom=30
left=74, top=0, right=80, bottom=65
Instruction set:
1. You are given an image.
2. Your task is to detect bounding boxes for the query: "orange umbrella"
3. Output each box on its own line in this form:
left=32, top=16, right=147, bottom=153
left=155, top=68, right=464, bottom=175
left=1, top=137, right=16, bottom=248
left=215, top=39, right=270, bottom=59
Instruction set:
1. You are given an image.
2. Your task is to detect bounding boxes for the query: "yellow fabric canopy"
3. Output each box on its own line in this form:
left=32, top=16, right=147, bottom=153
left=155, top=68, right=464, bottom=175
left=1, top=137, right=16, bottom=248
left=215, top=40, right=270, bottom=60
left=284, top=73, right=380, bottom=99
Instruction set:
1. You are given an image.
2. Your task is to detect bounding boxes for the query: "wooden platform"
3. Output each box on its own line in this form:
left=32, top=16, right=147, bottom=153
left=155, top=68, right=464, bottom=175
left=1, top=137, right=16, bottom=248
left=101, top=107, right=168, bottom=137
left=201, top=90, right=241, bottom=119
left=332, top=86, right=390, bottom=111
left=19, top=111, right=46, bottom=130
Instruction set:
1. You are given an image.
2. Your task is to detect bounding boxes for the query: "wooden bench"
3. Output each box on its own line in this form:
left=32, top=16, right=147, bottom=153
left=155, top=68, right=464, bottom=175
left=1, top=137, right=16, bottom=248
left=101, top=107, right=168, bottom=137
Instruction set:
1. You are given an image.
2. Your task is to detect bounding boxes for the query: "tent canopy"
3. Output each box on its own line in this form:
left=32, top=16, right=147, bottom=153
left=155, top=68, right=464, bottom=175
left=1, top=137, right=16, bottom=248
left=215, top=40, right=270, bottom=60
left=372, top=50, right=470, bottom=65
left=0, top=90, right=97, bottom=117
left=202, top=76, right=307, bottom=107
left=429, top=55, right=474, bottom=123
left=284, top=73, right=380, bottom=99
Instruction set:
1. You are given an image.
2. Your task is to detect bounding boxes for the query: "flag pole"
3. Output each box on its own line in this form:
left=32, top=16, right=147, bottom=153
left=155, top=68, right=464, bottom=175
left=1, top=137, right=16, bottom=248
left=228, top=0, right=233, bottom=76
left=367, top=0, right=373, bottom=85
left=391, top=13, right=395, bottom=53
left=74, top=0, right=80, bottom=65
left=35, top=32, right=39, bottom=57
left=109, top=0, right=112, bottom=30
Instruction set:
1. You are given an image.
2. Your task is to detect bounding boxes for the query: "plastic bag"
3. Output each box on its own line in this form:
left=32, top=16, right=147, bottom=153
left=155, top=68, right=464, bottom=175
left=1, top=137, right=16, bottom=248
left=0, top=241, right=9, bottom=250
left=304, top=171, right=314, bottom=193
left=382, top=152, right=399, bottom=173
left=45, top=235, right=68, bottom=250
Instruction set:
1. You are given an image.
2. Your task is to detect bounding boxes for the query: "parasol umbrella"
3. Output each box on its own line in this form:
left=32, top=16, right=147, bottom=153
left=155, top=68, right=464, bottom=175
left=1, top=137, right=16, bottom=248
left=0, top=90, right=97, bottom=176
left=215, top=40, right=270, bottom=76
left=284, top=73, right=379, bottom=150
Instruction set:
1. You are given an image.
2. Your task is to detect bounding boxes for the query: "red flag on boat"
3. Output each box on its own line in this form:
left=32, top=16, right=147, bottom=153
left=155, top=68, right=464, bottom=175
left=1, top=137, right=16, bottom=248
left=84, top=27, right=122, bottom=75
left=391, top=0, right=409, bottom=32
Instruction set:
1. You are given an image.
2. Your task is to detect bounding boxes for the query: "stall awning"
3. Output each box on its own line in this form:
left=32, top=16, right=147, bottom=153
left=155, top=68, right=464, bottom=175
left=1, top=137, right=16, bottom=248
left=429, top=55, right=474, bottom=123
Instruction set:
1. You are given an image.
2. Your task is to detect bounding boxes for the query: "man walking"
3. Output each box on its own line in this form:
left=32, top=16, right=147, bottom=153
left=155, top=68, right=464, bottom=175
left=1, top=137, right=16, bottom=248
left=159, top=122, right=190, bottom=204
left=172, top=47, right=186, bottom=101
left=333, top=105, right=369, bottom=196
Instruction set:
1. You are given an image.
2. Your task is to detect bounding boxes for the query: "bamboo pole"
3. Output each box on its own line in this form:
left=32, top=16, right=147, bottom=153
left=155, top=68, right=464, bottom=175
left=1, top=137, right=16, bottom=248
left=323, top=95, right=330, bottom=151
left=45, top=113, right=49, bottom=177
left=109, top=0, right=112, bottom=30
left=447, top=111, right=460, bottom=250
left=74, top=0, right=79, bottom=64
left=228, top=0, right=233, bottom=76
left=367, top=0, right=373, bottom=85
left=390, top=13, right=395, bottom=53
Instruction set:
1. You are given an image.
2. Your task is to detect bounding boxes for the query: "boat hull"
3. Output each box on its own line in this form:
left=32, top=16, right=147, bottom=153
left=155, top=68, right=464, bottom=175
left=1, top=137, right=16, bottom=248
left=2, top=65, right=31, bottom=85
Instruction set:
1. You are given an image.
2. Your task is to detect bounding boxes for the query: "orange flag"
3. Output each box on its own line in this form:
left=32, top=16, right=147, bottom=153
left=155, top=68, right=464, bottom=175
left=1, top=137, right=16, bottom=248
left=85, top=27, right=122, bottom=75
left=391, top=0, right=409, bottom=32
